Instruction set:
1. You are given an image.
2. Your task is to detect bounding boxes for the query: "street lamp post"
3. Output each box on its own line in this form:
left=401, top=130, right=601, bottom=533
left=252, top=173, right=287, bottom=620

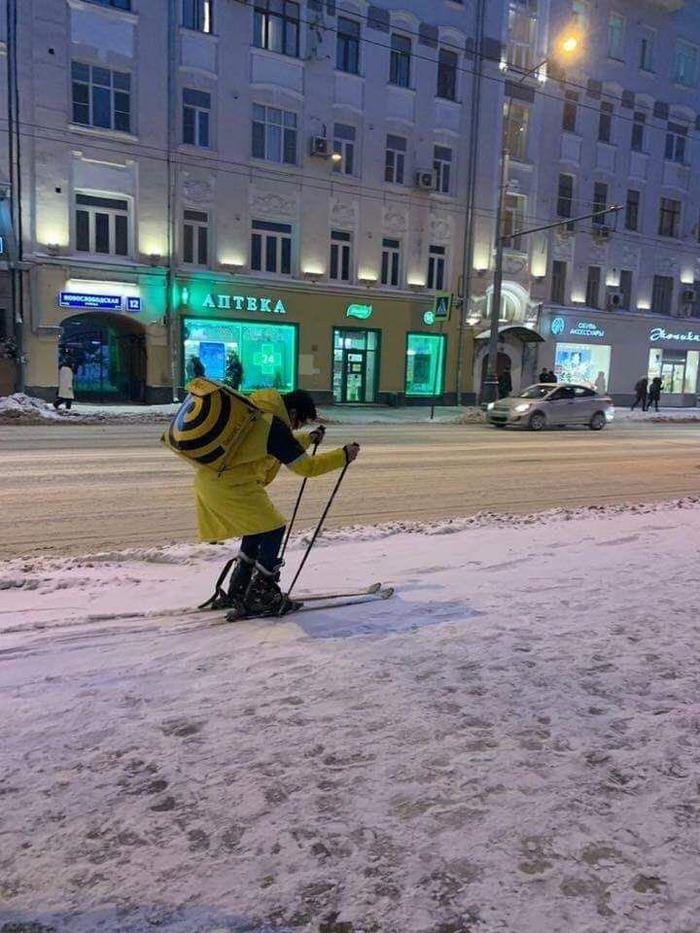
left=480, top=30, right=583, bottom=405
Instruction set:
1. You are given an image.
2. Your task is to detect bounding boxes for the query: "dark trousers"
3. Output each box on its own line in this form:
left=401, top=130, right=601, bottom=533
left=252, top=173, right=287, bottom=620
left=53, top=397, right=72, bottom=410
left=648, top=396, right=659, bottom=412
left=240, top=526, right=285, bottom=572
left=631, top=393, right=647, bottom=410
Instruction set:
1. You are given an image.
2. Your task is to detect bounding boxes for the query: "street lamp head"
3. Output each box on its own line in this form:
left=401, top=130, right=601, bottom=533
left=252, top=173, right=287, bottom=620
left=557, top=29, right=582, bottom=58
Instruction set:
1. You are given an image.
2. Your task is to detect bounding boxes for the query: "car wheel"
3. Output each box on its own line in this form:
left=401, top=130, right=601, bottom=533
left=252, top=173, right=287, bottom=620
left=589, top=411, right=606, bottom=431
left=493, top=423, right=506, bottom=429
left=529, top=411, right=546, bottom=431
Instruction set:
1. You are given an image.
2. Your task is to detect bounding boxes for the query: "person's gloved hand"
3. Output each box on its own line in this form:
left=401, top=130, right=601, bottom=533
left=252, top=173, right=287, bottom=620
left=309, top=424, right=326, bottom=446
left=344, top=442, right=360, bottom=463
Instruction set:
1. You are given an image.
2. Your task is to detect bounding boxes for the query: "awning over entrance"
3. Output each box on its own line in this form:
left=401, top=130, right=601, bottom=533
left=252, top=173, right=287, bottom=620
left=474, top=324, right=545, bottom=344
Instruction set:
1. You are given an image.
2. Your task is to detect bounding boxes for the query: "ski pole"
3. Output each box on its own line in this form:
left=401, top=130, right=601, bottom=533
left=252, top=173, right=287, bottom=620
left=285, top=460, right=350, bottom=599
left=280, top=437, right=320, bottom=560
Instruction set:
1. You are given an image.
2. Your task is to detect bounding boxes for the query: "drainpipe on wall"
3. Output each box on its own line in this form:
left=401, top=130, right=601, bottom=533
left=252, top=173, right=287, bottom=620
left=455, top=0, right=487, bottom=407
left=6, top=0, right=26, bottom=393
left=166, top=0, right=179, bottom=402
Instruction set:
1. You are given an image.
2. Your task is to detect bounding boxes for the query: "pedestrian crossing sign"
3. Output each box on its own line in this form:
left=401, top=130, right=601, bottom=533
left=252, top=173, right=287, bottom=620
left=433, top=292, right=452, bottom=322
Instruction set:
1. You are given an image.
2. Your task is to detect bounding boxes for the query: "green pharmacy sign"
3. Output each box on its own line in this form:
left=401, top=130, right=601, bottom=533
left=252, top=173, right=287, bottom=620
left=346, top=303, right=373, bottom=321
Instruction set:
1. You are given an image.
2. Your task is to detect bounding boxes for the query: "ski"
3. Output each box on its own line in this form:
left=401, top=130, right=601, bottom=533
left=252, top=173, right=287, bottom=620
left=295, top=581, right=382, bottom=602
left=212, top=586, right=395, bottom=625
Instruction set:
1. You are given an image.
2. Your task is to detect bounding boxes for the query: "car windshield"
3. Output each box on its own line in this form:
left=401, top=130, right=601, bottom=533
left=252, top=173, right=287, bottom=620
left=519, top=384, right=553, bottom=399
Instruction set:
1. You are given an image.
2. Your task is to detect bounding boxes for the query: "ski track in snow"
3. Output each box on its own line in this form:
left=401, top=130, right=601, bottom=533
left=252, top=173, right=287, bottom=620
left=2, top=505, right=700, bottom=931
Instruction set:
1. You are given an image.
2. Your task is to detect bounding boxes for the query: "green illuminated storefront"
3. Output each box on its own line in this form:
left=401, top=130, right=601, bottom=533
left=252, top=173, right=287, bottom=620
left=176, top=278, right=466, bottom=405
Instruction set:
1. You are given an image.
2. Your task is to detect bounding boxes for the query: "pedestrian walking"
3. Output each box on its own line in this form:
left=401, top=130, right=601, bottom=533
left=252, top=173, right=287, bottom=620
left=53, top=359, right=75, bottom=410
left=191, top=387, right=359, bottom=618
left=647, top=376, right=662, bottom=412
left=631, top=376, right=648, bottom=411
left=187, top=356, right=206, bottom=381
left=498, top=366, right=513, bottom=399
left=538, top=367, right=549, bottom=383
left=547, top=369, right=558, bottom=384
left=594, top=371, right=607, bottom=395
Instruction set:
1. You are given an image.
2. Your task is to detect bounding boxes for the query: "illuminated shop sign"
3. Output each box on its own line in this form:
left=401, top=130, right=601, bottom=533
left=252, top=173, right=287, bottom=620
left=201, top=293, right=287, bottom=314
left=650, top=327, right=700, bottom=344
left=346, top=303, right=373, bottom=320
left=550, top=316, right=604, bottom=338
left=58, top=292, right=142, bottom=312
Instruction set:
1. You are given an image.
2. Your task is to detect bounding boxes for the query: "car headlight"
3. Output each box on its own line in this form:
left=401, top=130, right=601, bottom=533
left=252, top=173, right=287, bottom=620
left=487, top=402, right=495, bottom=411
left=514, top=403, right=531, bottom=413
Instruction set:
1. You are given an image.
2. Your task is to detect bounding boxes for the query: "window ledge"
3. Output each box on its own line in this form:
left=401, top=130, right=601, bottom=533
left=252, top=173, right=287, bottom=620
left=67, top=0, right=138, bottom=25
left=387, top=84, right=416, bottom=95
left=335, top=70, right=364, bottom=80
left=69, top=122, right=138, bottom=143
left=435, top=96, right=460, bottom=106
left=251, top=46, right=302, bottom=66
left=179, top=26, right=219, bottom=42
left=180, top=144, right=218, bottom=155
left=250, top=157, right=298, bottom=173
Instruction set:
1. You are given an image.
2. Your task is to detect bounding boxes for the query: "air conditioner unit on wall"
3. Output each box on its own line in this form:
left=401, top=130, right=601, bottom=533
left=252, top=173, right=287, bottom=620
left=310, top=136, right=331, bottom=158
left=607, top=291, right=624, bottom=310
left=415, top=170, right=436, bottom=191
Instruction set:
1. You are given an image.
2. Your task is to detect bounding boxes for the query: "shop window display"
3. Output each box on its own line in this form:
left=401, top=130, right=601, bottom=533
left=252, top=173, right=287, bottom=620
left=648, top=347, right=699, bottom=395
left=554, top=342, right=611, bottom=387
left=183, top=318, right=297, bottom=393
left=405, top=333, right=446, bottom=396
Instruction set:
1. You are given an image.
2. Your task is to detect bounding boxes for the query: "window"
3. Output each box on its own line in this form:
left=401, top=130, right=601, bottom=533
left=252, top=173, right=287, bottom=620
left=385, top=134, right=406, bottom=184
left=184, top=317, right=297, bottom=394
left=585, top=266, right=601, bottom=308
left=507, top=1, right=537, bottom=72
left=433, top=146, right=453, bottom=194
left=89, top=0, right=131, bottom=8
left=652, top=275, right=674, bottom=314
left=619, top=269, right=633, bottom=310
left=182, top=0, right=212, bottom=33
left=330, top=230, right=352, bottom=282
left=572, top=0, right=589, bottom=30
left=598, top=102, right=613, bottom=143
left=381, top=238, right=401, bottom=287
left=503, top=194, right=526, bottom=250
left=406, top=333, right=446, bottom=397
left=71, top=62, right=131, bottom=132
left=592, top=182, right=608, bottom=226
left=337, top=17, right=360, bottom=74
left=658, top=198, right=681, bottom=238
left=75, top=193, right=129, bottom=256
left=562, top=92, right=578, bottom=132
left=251, top=220, right=292, bottom=275
left=183, top=209, right=208, bottom=266
left=673, top=41, right=698, bottom=86
left=551, top=260, right=567, bottom=304
left=252, top=104, right=297, bottom=164
left=625, top=189, right=640, bottom=231
left=504, top=101, right=529, bottom=161
left=555, top=343, right=611, bottom=387
left=390, top=33, right=411, bottom=87
left=182, top=88, right=210, bottom=147
left=427, top=245, right=446, bottom=291
left=665, top=124, right=687, bottom=164
left=437, top=48, right=457, bottom=101
left=557, top=174, right=574, bottom=220
left=640, top=30, right=654, bottom=71
left=253, top=0, right=299, bottom=57
left=631, top=112, right=645, bottom=152
left=608, top=13, right=624, bottom=60
left=332, top=123, right=356, bottom=175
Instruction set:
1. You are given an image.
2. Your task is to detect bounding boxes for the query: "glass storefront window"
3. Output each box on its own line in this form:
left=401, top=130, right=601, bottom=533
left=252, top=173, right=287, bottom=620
left=647, top=348, right=663, bottom=380
left=332, top=328, right=380, bottom=403
left=182, top=317, right=297, bottom=393
left=554, top=342, right=611, bottom=388
left=405, top=332, right=446, bottom=396
left=648, top=348, right=697, bottom=395
left=685, top=351, right=698, bottom=393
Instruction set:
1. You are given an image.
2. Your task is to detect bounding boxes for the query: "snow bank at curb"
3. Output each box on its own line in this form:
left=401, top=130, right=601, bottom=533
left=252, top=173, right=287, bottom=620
left=4, top=495, right=700, bottom=580
left=0, top=393, right=62, bottom=423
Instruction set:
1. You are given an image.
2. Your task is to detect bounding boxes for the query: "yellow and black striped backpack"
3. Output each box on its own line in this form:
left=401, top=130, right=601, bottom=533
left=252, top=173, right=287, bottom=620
left=161, top=377, right=262, bottom=475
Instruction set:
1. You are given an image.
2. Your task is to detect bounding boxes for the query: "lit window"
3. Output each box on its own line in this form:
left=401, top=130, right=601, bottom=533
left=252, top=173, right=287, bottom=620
left=253, top=1, right=299, bottom=58
left=182, top=0, right=212, bottom=33
left=406, top=333, right=446, bottom=397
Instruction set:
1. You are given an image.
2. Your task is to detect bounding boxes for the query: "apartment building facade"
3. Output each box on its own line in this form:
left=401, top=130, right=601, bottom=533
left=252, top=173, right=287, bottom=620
left=8, top=0, right=508, bottom=405
left=480, top=0, right=700, bottom=405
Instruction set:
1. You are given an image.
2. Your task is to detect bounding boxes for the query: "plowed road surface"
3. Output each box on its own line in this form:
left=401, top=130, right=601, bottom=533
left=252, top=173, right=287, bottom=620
left=2, top=421, right=700, bottom=559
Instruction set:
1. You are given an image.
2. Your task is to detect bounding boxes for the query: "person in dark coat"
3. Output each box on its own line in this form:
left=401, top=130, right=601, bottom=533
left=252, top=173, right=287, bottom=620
left=546, top=369, right=558, bottom=383
left=498, top=367, right=513, bottom=399
left=224, top=351, right=244, bottom=391
left=538, top=367, right=550, bottom=383
left=631, top=376, right=648, bottom=410
left=647, top=376, right=662, bottom=412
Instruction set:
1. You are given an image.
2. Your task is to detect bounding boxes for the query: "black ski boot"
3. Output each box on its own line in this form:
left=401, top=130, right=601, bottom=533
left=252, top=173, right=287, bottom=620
left=229, top=561, right=302, bottom=620
left=200, top=553, right=255, bottom=612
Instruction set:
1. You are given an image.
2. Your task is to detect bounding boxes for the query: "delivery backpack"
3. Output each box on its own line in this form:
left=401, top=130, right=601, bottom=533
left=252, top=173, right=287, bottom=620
left=161, top=377, right=263, bottom=475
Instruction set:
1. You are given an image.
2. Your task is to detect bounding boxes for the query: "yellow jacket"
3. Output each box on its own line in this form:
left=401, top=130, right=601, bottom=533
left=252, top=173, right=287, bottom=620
left=193, top=389, right=347, bottom=541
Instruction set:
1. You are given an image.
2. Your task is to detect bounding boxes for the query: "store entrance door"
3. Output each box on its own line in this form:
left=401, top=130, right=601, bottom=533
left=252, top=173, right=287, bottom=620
left=332, top=328, right=380, bottom=403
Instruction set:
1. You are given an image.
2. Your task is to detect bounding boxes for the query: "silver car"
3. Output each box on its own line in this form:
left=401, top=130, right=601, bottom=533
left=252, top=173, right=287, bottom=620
left=486, top=383, right=615, bottom=431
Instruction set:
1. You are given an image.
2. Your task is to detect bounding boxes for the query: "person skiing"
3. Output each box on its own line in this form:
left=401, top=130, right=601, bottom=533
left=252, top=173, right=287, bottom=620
left=631, top=376, right=648, bottom=410
left=194, top=387, right=359, bottom=618
left=647, top=376, right=662, bottom=412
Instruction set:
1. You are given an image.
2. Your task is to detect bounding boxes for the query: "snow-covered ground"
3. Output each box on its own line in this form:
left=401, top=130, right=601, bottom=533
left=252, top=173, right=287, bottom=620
left=3, top=500, right=700, bottom=931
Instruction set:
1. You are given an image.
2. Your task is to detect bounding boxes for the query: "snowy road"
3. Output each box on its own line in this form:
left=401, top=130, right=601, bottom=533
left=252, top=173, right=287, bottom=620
left=2, top=420, right=700, bottom=559
left=3, top=502, right=700, bottom=931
